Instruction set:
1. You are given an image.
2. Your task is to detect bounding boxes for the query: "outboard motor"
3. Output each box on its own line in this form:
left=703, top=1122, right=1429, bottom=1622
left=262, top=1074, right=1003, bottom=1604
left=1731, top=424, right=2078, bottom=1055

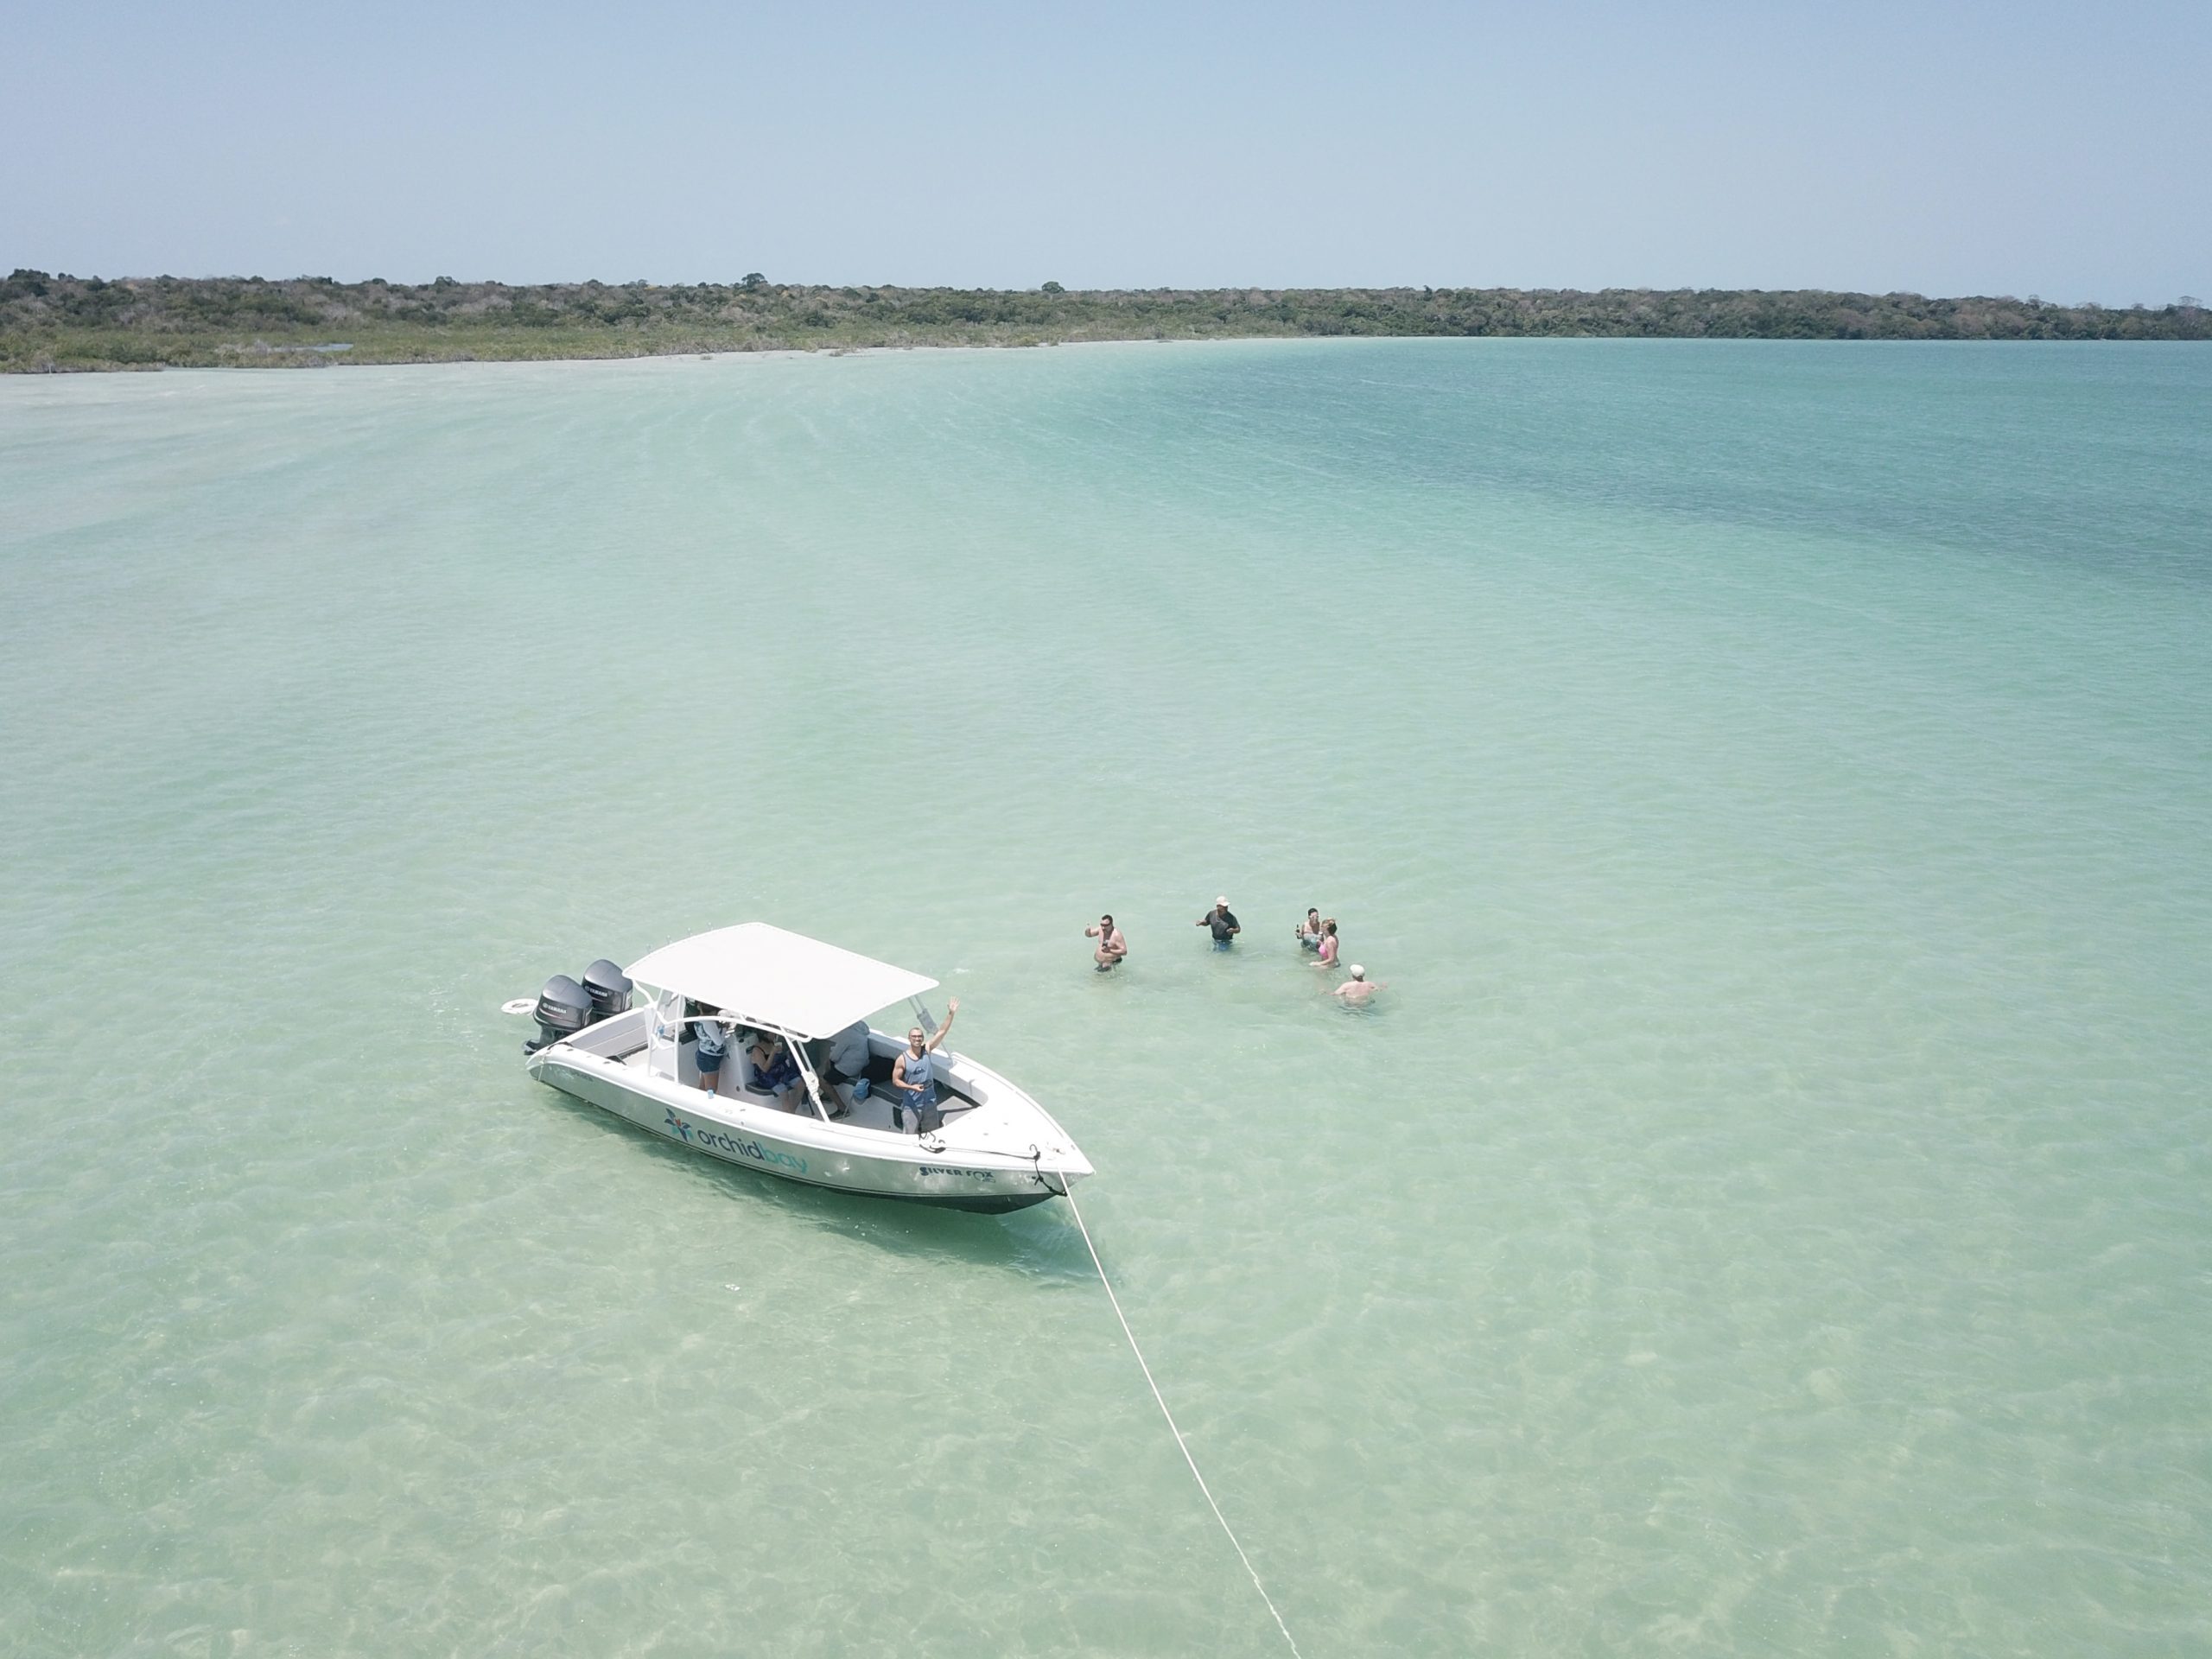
left=581, top=959, right=632, bottom=1024
left=529, top=974, right=594, bottom=1053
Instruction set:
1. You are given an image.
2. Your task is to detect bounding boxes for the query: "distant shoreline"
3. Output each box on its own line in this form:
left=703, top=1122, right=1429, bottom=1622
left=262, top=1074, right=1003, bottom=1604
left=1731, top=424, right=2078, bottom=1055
left=5, top=270, right=2206, bottom=372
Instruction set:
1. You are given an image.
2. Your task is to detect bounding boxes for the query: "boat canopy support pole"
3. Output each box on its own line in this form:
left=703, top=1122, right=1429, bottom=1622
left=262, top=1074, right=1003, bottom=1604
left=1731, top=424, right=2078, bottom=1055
left=783, top=1027, right=831, bottom=1122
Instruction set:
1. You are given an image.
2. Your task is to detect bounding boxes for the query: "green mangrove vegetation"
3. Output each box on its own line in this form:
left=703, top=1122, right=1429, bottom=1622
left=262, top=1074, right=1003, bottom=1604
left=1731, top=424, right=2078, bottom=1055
left=5, top=270, right=2206, bottom=371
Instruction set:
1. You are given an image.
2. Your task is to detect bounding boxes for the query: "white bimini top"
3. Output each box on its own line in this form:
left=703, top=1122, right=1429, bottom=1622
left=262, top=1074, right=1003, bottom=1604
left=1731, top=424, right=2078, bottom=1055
left=626, top=922, right=938, bottom=1039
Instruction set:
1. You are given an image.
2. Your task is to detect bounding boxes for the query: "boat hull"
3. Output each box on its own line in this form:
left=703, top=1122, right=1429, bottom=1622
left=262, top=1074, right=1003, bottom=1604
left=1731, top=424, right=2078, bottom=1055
left=529, top=1041, right=1077, bottom=1213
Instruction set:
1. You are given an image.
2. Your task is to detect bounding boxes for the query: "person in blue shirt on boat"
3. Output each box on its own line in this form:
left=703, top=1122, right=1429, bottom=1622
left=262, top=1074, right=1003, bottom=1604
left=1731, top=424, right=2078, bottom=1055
left=745, top=1031, right=804, bottom=1109
left=891, top=996, right=958, bottom=1133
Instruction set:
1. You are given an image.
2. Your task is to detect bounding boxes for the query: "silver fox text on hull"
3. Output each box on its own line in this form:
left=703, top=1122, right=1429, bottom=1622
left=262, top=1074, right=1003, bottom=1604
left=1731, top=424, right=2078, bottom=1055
left=519, top=923, right=1092, bottom=1212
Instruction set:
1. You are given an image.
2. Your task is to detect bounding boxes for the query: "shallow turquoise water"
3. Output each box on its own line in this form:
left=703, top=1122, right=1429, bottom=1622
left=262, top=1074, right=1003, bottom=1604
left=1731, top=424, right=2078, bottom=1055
left=2, top=340, right=2208, bottom=1656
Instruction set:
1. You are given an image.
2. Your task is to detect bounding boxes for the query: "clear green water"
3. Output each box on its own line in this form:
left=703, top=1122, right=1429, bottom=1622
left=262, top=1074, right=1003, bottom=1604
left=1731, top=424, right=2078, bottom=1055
left=3, top=340, right=2208, bottom=1656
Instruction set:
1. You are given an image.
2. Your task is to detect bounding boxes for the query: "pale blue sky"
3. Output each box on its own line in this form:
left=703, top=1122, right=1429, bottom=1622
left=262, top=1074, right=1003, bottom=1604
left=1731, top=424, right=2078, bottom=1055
left=4, top=0, right=2205, bottom=300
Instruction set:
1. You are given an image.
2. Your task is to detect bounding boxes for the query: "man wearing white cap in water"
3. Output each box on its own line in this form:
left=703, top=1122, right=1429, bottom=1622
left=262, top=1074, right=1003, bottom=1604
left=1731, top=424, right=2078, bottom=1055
left=1196, top=896, right=1241, bottom=949
left=1330, top=964, right=1387, bottom=1005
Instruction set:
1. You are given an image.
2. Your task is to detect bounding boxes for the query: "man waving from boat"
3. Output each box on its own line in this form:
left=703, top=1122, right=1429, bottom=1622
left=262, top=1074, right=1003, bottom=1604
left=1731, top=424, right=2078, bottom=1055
left=892, top=997, right=958, bottom=1133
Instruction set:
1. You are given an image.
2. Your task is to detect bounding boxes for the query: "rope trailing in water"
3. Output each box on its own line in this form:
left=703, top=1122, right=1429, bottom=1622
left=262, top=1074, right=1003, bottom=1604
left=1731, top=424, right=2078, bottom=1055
left=1055, top=1169, right=1305, bottom=1658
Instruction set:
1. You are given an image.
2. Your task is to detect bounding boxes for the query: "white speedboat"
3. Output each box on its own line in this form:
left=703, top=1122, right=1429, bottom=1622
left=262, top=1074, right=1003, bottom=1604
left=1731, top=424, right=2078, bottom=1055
left=517, top=923, right=1092, bottom=1212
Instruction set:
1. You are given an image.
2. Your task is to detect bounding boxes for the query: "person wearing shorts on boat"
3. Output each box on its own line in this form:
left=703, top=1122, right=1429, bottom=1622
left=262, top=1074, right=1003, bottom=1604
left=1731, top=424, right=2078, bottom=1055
left=694, top=1014, right=731, bottom=1096
left=892, top=996, right=958, bottom=1133
left=746, top=1032, right=804, bottom=1109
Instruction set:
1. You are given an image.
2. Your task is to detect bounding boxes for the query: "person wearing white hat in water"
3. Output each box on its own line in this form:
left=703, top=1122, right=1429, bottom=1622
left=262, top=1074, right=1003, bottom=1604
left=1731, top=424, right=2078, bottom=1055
left=1330, top=964, right=1387, bottom=1005
left=1196, top=896, right=1241, bottom=949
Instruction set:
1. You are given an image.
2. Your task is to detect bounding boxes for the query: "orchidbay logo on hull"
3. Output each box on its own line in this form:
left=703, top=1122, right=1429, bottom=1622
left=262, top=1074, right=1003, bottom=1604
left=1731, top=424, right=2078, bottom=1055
left=664, top=1109, right=809, bottom=1173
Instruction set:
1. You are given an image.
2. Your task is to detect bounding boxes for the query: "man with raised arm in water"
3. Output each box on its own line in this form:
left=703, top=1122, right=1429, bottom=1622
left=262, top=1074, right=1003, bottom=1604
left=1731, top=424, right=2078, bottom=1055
left=1330, top=964, right=1388, bottom=1006
left=1084, top=913, right=1128, bottom=970
left=1197, top=896, right=1241, bottom=949
left=890, top=996, right=958, bottom=1132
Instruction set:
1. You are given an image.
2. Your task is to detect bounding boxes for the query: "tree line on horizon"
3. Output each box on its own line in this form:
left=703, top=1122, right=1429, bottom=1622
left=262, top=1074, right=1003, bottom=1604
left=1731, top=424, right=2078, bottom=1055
left=3, top=269, right=2205, bottom=370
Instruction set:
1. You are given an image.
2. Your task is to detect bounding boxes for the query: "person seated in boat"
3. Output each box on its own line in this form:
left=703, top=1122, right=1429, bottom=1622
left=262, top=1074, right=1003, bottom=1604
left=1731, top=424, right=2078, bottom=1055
left=1295, top=908, right=1323, bottom=950
left=746, top=1032, right=804, bottom=1108
left=817, top=1018, right=871, bottom=1117
left=891, top=996, right=958, bottom=1133
left=1085, top=913, right=1128, bottom=971
left=694, top=1010, right=731, bottom=1096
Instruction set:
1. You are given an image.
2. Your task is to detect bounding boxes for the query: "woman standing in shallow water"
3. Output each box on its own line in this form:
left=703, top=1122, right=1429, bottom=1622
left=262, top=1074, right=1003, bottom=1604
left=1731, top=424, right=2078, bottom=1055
left=1313, top=918, right=1340, bottom=969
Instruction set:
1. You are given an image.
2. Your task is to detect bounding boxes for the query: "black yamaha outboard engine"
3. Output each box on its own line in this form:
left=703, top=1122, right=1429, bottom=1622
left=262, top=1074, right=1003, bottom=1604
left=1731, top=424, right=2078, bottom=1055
left=581, top=959, right=632, bottom=1023
left=529, top=975, right=594, bottom=1053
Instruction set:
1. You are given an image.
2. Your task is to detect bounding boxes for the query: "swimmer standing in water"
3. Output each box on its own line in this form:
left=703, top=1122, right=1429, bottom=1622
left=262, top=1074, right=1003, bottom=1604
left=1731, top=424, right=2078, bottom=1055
left=1084, top=913, right=1128, bottom=971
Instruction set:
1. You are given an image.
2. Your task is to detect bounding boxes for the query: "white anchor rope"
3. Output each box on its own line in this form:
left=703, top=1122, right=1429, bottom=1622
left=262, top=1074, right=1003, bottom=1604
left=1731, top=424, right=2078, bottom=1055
left=1052, top=1162, right=1305, bottom=1658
